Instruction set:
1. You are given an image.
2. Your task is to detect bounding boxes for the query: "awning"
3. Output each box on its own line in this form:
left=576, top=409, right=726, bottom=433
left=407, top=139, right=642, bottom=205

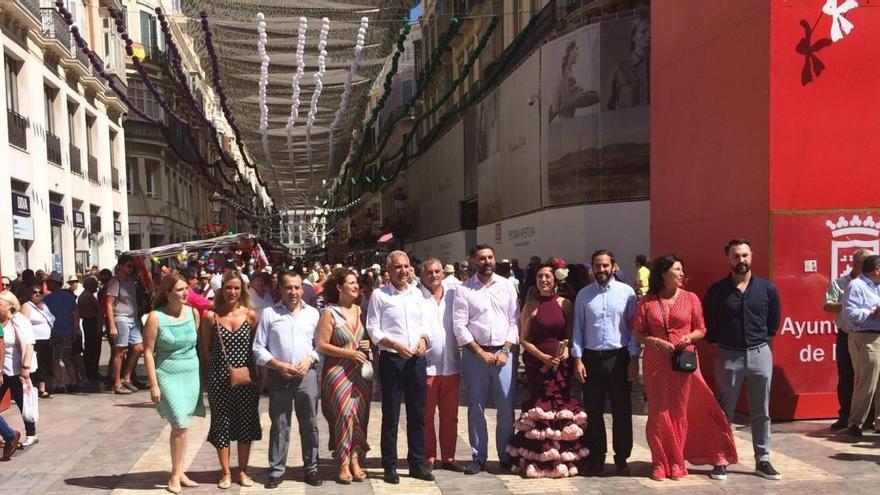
left=377, top=232, right=394, bottom=243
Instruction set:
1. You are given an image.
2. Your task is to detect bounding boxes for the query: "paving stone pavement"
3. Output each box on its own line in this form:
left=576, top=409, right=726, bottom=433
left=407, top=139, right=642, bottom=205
left=2, top=353, right=880, bottom=494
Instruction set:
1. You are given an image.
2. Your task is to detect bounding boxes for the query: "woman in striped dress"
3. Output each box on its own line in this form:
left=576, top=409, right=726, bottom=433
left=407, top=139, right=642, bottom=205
left=316, top=269, right=373, bottom=484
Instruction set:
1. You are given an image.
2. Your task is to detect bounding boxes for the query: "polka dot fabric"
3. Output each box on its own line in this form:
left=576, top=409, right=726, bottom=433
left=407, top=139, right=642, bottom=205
left=206, top=321, right=262, bottom=449
left=634, top=290, right=738, bottom=478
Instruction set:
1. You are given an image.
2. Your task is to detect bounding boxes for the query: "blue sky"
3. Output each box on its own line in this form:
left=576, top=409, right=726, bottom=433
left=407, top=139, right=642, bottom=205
left=410, top=3, right=423, bottom=20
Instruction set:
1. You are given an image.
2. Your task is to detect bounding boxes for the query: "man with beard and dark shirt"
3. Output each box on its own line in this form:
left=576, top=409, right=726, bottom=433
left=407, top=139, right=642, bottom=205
left=703, top=239, right=782, bottom=481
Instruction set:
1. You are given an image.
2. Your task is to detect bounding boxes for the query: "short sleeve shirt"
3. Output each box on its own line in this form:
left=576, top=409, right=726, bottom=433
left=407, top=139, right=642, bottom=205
left=44, top=290, right=78, bottom=338
left=106, top=276, right=138, bottom=319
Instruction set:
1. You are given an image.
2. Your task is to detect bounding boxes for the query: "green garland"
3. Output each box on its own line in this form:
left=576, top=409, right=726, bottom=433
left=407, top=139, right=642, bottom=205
left=366, top=16, right=500, bottom=186
left=357, top=18, right=461, bottom=180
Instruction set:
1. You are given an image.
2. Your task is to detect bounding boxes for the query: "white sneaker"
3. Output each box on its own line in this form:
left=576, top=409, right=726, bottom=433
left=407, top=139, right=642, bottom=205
left=20, top=435, right=39, bottom=447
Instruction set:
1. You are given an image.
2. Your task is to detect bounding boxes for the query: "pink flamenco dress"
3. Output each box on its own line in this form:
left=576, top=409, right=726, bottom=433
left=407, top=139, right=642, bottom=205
left=506, top=295, right=588, bottom=478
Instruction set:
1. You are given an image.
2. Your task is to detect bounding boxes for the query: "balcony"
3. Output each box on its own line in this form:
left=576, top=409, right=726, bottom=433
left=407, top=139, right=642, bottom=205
left=70, top=144, right=82, bottom=175
left=8, top=0, right=42, bottom=31
left=7, top=109, right=28, bottom=150
left=124, top=120, right=164, bottom=142
left=87, top=154, right=98, bottom=182
left=40, top=8, right=71, bottom=56
left=111, top=167, right=120, bottom=190
left=46, top=132, right=62, bottom=166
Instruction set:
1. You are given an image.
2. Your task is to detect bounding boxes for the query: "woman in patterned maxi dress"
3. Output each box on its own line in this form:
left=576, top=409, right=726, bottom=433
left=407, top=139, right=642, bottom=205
left=199, top=271, right=262, bottom=489
left=143, top=275, right=205, bottom=493
left=633, top=255, right=738, bottom=481
left=316, top=269, right=373, bottom=484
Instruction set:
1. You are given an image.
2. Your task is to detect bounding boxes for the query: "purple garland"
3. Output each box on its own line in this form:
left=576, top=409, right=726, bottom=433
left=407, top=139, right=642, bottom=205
left=155, top=7, right=254, bottom=195
left=53, top=1, right=256, bottom=211
left=199, top=12, right=273, bottom=192
left=105, top=5, right=248, bottom=197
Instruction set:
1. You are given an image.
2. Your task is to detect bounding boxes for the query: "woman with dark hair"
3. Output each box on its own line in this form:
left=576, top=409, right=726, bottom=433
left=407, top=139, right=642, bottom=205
left=143, top=275, right=205, bottom=493
left=633, top=255, right=737, bottom=481
left=199, top=271, right=261, bottom=489
left=507, top=264, right=587, bottom=477
left=316, top=268, right=373, bottom=483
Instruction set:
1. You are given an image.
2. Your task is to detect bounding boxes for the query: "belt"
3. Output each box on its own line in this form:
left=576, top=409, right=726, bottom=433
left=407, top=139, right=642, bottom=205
left=583, top=347, right=627, bottom=356
left=718, top=342, right=768, bottom=352
left=474, top=345, right=505, bottom=352
left=854, top=330, right=880, bottom=334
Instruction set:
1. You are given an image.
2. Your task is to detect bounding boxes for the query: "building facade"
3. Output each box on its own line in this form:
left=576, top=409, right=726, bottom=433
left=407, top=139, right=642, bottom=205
left=123, top=0, right=270, bottom=249
left=1, top=0, right=129, bottom=277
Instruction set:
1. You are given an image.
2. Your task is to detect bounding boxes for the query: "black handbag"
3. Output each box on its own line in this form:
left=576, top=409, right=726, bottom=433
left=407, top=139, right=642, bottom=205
left=658, top=296, right=697, bottom=373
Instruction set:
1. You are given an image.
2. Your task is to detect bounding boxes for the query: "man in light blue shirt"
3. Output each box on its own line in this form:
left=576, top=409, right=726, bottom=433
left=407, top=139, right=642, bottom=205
left=842, top=255, right=880, bottom=438
left=253, top=271, right=322, bottom=488
left=571, top=250, right=639, bottom=476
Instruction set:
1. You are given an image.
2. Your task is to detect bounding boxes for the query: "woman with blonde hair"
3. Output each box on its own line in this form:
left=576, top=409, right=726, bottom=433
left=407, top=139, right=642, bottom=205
left=199, top=271, right=261, bottom=489
left=0, top=290, right=36, bottom=450
left=143, top=275, right=205, bottom=493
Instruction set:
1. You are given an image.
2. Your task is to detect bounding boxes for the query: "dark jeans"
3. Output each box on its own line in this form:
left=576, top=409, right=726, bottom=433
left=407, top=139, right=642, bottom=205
left=837, top=331, right=855, bottom=421
left=378, top=351, right=427, bottom=471
left=581, top=348, right=633, bottom=466
left=0, top=375, right=36, bottom=436
left=82, top=317, right=102, bottom=380
left=32, top=339, right=53, bottom=385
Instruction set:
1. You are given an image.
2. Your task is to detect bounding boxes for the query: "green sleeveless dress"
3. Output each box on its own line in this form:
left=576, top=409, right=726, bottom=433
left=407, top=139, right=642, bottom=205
left=154, top=307, right=205, bottom=428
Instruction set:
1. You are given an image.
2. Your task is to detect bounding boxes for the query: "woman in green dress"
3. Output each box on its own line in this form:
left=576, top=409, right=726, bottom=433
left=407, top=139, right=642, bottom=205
left=144, top=274, right=206, bottom=493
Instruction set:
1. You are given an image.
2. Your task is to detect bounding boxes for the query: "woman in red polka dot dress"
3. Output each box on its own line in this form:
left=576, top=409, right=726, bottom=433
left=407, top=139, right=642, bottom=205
left=633, top=255, right=738, bottom=481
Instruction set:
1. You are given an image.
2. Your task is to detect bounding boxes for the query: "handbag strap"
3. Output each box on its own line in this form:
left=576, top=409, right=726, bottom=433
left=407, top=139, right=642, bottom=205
left=215, top=322, right=231, bottom=362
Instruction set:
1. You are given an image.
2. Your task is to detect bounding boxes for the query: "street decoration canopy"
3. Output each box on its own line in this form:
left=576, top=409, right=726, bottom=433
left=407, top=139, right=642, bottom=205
left=180, top=0, right=413, bottom=208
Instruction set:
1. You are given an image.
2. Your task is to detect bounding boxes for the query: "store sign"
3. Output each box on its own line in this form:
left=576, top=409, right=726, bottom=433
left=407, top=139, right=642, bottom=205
left=13, top=215, right=34, bottom=240
left=150, top=223, right=165, bottom=235
left=114, top=221, right=122, bottom=235
left=49, top=203, right=65, bottom=225
left=53, top=254, right=62, bottom=273
left=12, top=192, right=30, bottom=217
left=73, top=211, right=86, bottom=228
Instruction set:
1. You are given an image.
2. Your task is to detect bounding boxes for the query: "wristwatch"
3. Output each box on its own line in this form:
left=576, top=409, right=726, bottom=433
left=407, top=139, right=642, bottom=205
left=498, top=347, right=511, bottom=357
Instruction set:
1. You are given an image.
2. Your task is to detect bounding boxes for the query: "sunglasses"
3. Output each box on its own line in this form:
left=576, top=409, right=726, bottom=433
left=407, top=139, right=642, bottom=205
left=32, top=291, right=42, bottom=296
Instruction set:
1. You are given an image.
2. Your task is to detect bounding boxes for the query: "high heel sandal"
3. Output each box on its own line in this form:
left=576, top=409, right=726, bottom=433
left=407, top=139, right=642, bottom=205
left=351, top=469, right=367, bottom=482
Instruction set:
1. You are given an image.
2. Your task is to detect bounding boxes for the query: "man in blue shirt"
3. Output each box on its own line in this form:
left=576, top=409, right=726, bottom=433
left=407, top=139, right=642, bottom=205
left=703, top=239, right=781, bottom=481
left=572, top=250, right=639, bottom=476
left=842, top=254, right=880, bottom=438
left=44, top=271, right=80, bottom=393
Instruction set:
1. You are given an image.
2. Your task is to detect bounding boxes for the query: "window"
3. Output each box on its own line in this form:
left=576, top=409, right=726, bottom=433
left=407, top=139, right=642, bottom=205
left=127, top=80, right=163, bottom=120
left=144, top=159, right=157, bottom=197
left=85, top=116, right=95, bottom=156
left=126, top=158, right=136, bottom=193
left=140, top=11, right=158, bottom=51
left=67, top=103, right=77, bottom=144
left=402, top=80, right=414, bottom=101
left=4, top=58, right=20, bottom=112
left=44, top=86, right=56, bottom=133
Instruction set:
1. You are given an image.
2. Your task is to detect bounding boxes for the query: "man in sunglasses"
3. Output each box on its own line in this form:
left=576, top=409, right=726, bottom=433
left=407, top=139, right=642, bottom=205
left=105, top=255, right=144, bottom=394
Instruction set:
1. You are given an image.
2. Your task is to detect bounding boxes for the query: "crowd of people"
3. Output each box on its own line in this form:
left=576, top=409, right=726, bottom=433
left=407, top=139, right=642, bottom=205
left=3, top=237, right=878, bottom=490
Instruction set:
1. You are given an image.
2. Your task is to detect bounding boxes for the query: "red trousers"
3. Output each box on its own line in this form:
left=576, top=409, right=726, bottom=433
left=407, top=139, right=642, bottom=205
left=424, top=373, right=460, bottom=464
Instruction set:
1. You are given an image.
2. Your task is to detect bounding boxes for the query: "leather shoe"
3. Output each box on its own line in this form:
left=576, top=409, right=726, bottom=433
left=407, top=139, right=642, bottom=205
left=830, top=418, right=848, bottom=430
left=265, top=477, right=282, bottom=489
left=464, top=460, right=485, bottom=475
left=304, top=471, right=322, bottom=486
left=498, top=460, right=512, bottom=472
left=584, top=462, right=605, bottom=477
left=616, top=463, right=631, bottom=476
left=441, top=461, right=465, bottom=472
left=383, top=469, right=400, bottom=484
left=1, top=431, right=20, bottom=460
left=410, top=465, right=435, bottom=481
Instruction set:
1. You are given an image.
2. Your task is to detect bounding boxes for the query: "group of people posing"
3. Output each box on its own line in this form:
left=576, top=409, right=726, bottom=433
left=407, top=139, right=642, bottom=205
left=2, top=238, right=787, bottom=491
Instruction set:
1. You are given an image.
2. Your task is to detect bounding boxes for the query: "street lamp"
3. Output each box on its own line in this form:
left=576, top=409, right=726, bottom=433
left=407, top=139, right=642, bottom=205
left=210, top=192, right=223, bottom=225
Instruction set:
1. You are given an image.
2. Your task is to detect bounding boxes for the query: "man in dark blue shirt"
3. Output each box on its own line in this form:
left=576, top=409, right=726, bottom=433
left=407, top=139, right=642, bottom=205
left=703, top=239, right=782, bottom=481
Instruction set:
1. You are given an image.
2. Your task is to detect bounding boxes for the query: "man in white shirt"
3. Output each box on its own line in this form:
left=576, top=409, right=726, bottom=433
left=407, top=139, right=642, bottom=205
left=419, top=258, right=464, bottom=473
left=253, top=272, right=322, bottom=488
left=441, top=264, right=461, bottom=289
left=247, top=272, right=274, bottom=315
left=452, top=244, right=519, bottom=474
left=367, top=251, right=435, bottom=484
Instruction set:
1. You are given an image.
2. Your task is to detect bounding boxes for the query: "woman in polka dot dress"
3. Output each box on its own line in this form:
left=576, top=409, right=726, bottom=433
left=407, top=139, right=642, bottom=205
left=200, top=271, right=262, bottom=489
left=633, top=255, right=737, bottom=482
